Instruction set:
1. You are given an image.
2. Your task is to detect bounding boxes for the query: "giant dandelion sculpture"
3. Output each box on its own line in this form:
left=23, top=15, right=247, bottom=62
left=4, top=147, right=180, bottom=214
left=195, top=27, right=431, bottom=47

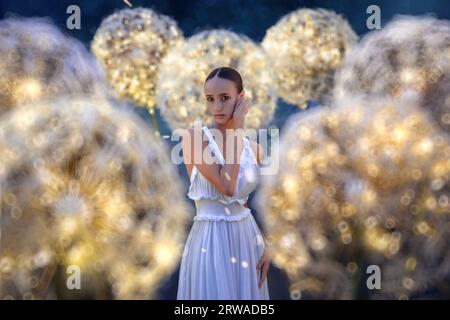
left=92, top=7, right=184, bottom=134
left=156, top=29, right=277, bottom=131
left=0, top=17, right=105, bottom=116
left=0, top=96, right=191, bottom=299
left=256, top=97, right=450, bottom=299
left=334, top=15, right=450, bottom=135
left=262, top=8, right=357, bottom=109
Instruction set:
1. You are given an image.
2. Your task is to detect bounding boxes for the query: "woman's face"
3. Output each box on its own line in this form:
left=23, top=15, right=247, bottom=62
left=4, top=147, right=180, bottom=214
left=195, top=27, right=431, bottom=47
left=204, top=76, right=244, bottom=125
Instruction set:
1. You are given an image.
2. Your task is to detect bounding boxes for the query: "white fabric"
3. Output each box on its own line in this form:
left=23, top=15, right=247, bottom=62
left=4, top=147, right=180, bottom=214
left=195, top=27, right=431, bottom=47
left=177, top=126, right=269, bottom=300
left=187, top=126, right=261, bottom=205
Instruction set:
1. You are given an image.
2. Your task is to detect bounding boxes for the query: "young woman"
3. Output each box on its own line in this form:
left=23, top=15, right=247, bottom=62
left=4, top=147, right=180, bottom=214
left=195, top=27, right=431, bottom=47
left=177, top=67, right=271, bottom=300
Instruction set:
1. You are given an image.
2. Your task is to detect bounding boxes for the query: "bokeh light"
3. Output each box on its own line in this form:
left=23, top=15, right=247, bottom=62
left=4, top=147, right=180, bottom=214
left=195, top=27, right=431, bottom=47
left=262, top=8, right=357, bottom=109
left=256, top=97, right=450, bottom=299
left=334, top=15, right=450, bottom=134
left=0, top=96, right=191, bottom=299
left=0, top=17, right=105, bottom=116
left=92, top=7, right=184, bottom=111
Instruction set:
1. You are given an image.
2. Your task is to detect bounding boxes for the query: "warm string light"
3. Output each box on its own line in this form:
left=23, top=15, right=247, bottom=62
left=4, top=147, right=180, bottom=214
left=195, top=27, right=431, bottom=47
left=0, top=96, right=191, bottom=299
left=256, top=97, right=450, bottom=299
left=156, top=29, right=277, bottom=130
left=262, top=8, right=357, bottom=109
left=0, top=17, right=105, bottom=116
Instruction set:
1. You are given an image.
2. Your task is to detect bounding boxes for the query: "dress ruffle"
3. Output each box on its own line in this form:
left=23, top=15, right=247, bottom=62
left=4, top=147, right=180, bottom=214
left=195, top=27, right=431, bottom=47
left=193, top=210, right=251, bottom=222
left=177, top=207, right=269, bottom=299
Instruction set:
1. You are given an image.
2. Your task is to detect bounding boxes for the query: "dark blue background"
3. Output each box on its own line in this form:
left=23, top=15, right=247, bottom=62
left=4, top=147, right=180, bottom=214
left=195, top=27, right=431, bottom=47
left=1, top=0, right=449, bottom=43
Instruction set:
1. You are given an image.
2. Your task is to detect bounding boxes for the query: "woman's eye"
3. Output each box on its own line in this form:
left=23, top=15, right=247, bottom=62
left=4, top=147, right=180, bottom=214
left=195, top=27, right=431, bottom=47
left=206, top=96, right=229, bottom=102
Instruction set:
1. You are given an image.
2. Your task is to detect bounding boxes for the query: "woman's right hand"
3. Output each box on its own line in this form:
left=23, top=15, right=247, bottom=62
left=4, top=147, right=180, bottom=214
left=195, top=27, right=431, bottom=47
left=232, top=96, right=250, bottom=129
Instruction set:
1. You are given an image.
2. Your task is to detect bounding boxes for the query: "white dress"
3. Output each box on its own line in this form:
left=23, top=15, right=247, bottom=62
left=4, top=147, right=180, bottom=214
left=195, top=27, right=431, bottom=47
left=177, top=126, right=270, bottom=300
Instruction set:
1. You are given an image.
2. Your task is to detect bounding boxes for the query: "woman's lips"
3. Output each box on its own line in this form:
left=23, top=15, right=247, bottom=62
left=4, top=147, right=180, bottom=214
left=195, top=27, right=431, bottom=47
left=215, top=114, right=225, bottom=117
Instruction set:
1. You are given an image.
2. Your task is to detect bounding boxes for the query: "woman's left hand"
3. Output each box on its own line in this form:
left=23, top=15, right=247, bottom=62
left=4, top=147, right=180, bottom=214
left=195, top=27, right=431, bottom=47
left=256, top=245, right=271, bottom=288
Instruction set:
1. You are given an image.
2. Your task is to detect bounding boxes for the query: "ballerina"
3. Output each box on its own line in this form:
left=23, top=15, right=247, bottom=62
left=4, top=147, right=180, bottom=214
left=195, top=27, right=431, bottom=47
left=177, top=66, right=271, bottom=300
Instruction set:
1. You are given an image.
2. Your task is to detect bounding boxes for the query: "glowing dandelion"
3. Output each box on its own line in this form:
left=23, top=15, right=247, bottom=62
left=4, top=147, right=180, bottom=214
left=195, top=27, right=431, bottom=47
left=262, top=8, right=357, bottom=109
left=256, top=97, right=450, bottom=299
left=91, top=7, right=183, bottom=112
left=334, top=15, right=450, bottom=134
left=0, top=96, right=191, bottom=299
left=0, top=17, right=105, bottom=116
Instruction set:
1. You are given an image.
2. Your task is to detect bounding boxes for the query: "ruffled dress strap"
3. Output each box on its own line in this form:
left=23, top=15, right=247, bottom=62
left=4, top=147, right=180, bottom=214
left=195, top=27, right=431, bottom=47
left=202, top=126, right=225, bottom=165
left=187, top=126, right=256, bottom=207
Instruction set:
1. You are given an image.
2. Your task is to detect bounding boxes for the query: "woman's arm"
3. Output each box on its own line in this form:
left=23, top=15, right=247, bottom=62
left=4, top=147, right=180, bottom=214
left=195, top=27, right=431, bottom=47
left=181, top=96, right=250, bottom=197
left=181, top=128, right=243, bottom=197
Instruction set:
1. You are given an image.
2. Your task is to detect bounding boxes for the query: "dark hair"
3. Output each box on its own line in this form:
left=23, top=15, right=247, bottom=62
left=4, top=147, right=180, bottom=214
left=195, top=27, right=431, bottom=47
left=204, top=67, right=244, bottom=93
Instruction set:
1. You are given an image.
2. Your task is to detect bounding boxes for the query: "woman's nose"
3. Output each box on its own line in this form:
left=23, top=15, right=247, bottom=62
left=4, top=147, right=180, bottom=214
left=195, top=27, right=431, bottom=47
left=213, top=101, right=223, bottom=109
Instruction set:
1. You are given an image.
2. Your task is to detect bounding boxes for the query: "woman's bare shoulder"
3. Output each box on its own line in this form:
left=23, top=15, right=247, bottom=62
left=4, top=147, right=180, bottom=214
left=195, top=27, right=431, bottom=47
left=182, top=126, right=206, bottom=136
left=181, top=127, right=208, bottom=160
